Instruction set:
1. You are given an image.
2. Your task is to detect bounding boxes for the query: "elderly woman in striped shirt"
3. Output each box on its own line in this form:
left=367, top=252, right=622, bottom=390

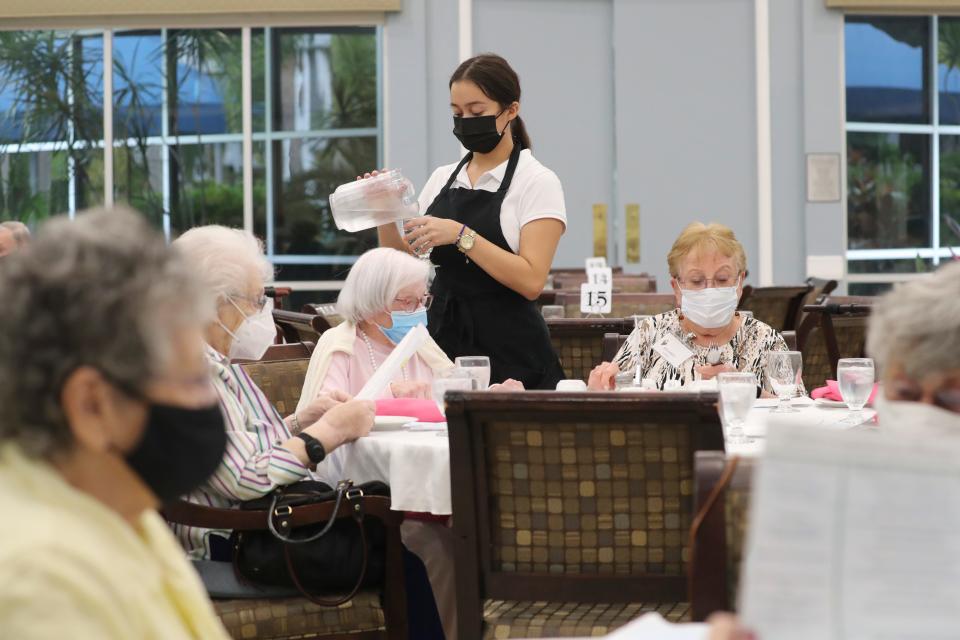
left=171, top=225, right=374, bottom=561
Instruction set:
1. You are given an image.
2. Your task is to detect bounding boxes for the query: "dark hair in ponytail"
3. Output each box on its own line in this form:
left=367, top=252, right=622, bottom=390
left=449, top=53, right=531, bottom=150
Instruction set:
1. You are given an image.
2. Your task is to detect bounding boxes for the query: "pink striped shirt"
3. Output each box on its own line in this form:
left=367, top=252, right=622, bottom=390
left=171, top=345, right=310, bottom=559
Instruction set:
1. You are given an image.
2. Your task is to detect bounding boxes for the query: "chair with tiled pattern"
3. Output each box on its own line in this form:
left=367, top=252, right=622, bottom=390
left=737, top=285, right=811, bottom=332
left=552, top=273, right=657, bottom=293
left=689, top=452, right=755, bottom=621
left=238, top=358, right=310, bottom=419
left=796, top=299, right=872, bottom=391
left=274, top=309, right=329, bottom=344
left=546, top=318, right=635, bottom=381
left=446, top=391, right=726, bottom=639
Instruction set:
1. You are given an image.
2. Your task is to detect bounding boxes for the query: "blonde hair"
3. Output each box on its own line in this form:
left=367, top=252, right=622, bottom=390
left=667, top=222, right=747, bottom=277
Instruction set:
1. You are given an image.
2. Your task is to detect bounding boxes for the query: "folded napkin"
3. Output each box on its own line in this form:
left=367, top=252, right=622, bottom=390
left=810, top=379, right=878, bottom=405
left=376, top=397, right=445, bottom=423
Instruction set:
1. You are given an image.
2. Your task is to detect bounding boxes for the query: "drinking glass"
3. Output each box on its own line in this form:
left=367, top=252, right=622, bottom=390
left=432, top=369, right=475, bottom=415
left=718, top=372, right=758, bottom=445
left=837, top=358, right=875, bottom=426
left=766, top=351, right=803, bottom=413
left=402, top=211, right=431, bottom=260
left=541, top=305, right=565, bottom=319
left=455, top=356, right=491, bottom=390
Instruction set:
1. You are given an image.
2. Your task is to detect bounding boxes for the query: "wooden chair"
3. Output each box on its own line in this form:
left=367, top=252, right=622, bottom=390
left=546, top=318, right=635, bottom=381
left=266, top=286, right=293, bottom=311
left=274, top=309, right=330, bottom=344
left=793, top=278, right=838, bottom=330
left=163, top=497, right=408, bottom=640
left=235, top=341, right=315, bottom=362
left=737, top=285, right=812, bottom=332
left=689, top=452, right=755, bottom=621
left=445, top=391, right=726, bottom=639
left=238, top=357, right=310, bottom=419
left=601, top=333, right=630, bottom=364
left=796, top=298, right=873, bottom=391
left=552, top=273, right=657, bottom=293
left=554, top=292, right=676, bottom=319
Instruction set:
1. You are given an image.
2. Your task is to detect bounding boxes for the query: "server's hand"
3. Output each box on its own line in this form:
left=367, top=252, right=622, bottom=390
left=403, top=216, right=463, bottom=254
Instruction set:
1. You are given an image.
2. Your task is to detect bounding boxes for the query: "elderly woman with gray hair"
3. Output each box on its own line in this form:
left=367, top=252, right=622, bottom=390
left=172, top=225, right=375, bottom=561
left=0, top=208, right=229, bottom=637
left=868, top=261, right=960, bottom=431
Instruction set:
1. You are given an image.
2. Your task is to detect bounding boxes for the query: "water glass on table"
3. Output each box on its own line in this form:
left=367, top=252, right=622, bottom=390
left=455, top=355, right=491, bottom=390
left=402, top=213, right=432, bottom=260
left=432, top=369, right=476, bottom=415
left=837, top=357, right=875, bottom=426
left=766, top=350, right=803, bottom=413
left=718, top=372, right=758, bottom=445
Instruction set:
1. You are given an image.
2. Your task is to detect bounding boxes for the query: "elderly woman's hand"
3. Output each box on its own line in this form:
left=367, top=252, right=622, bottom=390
left=402, top=216, right=463, bottom=255
left=305, top=399, right=376, bottom=451
left=390, top=380, right=431, bottom=399
left=295, top=389, right=352, bottom=428
left=695, top=364, right=737, bottom=381
left=489, top=378, right=524, bottom=391
left=588, top=362, right=621, bottom=391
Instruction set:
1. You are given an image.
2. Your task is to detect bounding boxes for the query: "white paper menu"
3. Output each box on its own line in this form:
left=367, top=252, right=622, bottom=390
left=739, top=423, right=960, bottom=640
left=355, top=323, right=429, bottom=400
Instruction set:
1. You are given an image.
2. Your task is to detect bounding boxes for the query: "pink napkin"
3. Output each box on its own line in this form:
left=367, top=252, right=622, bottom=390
left=376, top=398, right=445, bottom=423
left=810, top=379, right=878, bottom=404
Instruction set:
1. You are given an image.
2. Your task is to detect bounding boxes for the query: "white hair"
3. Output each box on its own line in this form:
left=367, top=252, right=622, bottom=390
left=0, top=220, right=30, bottom=246
left=173, top=225, right=274, bottom=302
left=337, top=248, right=429, bottom=324
left=867, top=261, right=960, bottom=380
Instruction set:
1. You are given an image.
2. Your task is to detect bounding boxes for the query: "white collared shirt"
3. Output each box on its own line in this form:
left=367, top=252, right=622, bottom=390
left=416, top=148, right=567, bottom=253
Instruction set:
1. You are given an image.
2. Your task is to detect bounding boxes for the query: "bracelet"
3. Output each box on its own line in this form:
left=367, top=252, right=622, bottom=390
left=291, top=411, right=303, bottom=434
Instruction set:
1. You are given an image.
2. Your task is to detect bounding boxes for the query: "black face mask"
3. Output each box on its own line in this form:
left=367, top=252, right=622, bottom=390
left=452, top=109, right=508, bottom=153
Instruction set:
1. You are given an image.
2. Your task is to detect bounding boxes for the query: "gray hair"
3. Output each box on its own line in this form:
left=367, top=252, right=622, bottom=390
left=173, top=225, right=273, bottom=302
left=867, top=261, right=960, bottom=380
left=0, top=220, right=30, bottom=246
left=0, top=207, right=213, bottom=458
left=337, top=248, right=429, bottom=324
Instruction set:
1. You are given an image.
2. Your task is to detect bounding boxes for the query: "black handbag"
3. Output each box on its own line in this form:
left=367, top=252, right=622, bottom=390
left=232, top=479, right=390, bottom=605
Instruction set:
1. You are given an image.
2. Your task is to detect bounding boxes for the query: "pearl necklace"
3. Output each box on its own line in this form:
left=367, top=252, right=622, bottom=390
left=358, top=328, right=408, bottom=381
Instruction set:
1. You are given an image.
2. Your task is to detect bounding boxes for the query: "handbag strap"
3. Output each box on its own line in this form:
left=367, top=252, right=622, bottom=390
left=267, top=480, right=354, bottom=544
left=281, top=490, right=371, bottom=606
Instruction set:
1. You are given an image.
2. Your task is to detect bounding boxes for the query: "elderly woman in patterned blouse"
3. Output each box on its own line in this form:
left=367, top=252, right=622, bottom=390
left=589, top=222, right=796, bottom=394
left=171, top=225, right=374, bottom=561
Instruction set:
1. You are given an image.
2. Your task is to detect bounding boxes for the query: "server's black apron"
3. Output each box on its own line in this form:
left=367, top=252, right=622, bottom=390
left=424, top=144, right=565, bottom=390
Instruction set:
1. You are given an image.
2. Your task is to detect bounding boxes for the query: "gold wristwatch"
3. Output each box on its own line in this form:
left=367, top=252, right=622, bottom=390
left=457, top=225, right=477, bottom=253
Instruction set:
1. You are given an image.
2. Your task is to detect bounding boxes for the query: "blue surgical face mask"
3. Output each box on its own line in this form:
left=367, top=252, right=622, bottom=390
left=377, top=308, right=428, bottom=344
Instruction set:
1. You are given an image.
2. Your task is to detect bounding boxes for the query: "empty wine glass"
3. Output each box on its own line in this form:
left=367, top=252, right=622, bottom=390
left=432, top=369, right=475, bottom=415
left=455, top=355, right=491, bottom=390
left=718, top=372, right=758, bottom=445
left=766, top=351, right=803, bottom=413
left=837, top=358, right=875, bottom=426
left=541, top=305, right=565, bottom=319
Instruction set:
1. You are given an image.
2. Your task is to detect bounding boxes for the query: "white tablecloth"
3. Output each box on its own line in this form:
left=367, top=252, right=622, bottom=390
left=726, top=398, right=876, bottom=456
left=325, top=424, right=452, bottom=515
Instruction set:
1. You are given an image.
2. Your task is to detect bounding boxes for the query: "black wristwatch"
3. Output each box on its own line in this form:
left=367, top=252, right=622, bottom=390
left=296, top=432, right=326, bottom=467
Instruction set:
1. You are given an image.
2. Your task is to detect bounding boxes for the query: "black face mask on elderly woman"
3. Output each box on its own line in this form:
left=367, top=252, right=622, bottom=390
left=106, top=375, right=227, bottom=504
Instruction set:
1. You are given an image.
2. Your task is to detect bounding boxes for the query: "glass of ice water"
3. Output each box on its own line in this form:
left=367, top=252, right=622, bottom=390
left=766, top=351, right=803, bottom=413
left=455, top=356, right=491, bottom=390
left=402, top=211, right=432, bottom=260
left=432, top=368, right=476, bottom=415
left=837, top=358, right=875, bottom=426
left=718, top=372, right=758, bottom=445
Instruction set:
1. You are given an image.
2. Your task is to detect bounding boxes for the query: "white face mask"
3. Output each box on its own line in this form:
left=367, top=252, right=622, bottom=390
left=221, top=296, right=275, bottom=361
left=680, top=282, right=740, bottom=329
left=875, top=394, right=960, bottom=437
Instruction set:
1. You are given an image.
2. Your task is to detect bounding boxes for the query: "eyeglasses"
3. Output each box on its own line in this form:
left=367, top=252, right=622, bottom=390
left=230, top=292, right=269, bottom=312
left=393, top=293, right=433, bottom=313
left=675, top=274, right=741, bottom=291
left=886, top=380, right=960, bottom=414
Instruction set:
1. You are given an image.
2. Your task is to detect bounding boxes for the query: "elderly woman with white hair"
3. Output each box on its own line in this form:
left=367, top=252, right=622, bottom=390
left=172, top=225, right=375, bottom=561
left=868, top=261, right=960, bottom=431
left=299, top=247, right=455, bottom=407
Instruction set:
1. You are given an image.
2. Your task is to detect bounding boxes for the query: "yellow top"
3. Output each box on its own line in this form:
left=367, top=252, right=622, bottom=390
left=0, top=444, right=229, bottom=640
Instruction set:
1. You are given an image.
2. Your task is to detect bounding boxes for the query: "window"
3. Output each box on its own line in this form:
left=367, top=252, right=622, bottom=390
left=845, top=16, right=960, bottom=294
left=0, top=25, right=381, bottom=303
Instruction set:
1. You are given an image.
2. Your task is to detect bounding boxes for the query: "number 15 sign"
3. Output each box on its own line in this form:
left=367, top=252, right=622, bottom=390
left=580, top=283, right=612, bottom=315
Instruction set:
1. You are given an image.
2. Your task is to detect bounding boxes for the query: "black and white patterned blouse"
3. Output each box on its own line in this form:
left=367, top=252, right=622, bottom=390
left=613, top=309, right=800, bottom=394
